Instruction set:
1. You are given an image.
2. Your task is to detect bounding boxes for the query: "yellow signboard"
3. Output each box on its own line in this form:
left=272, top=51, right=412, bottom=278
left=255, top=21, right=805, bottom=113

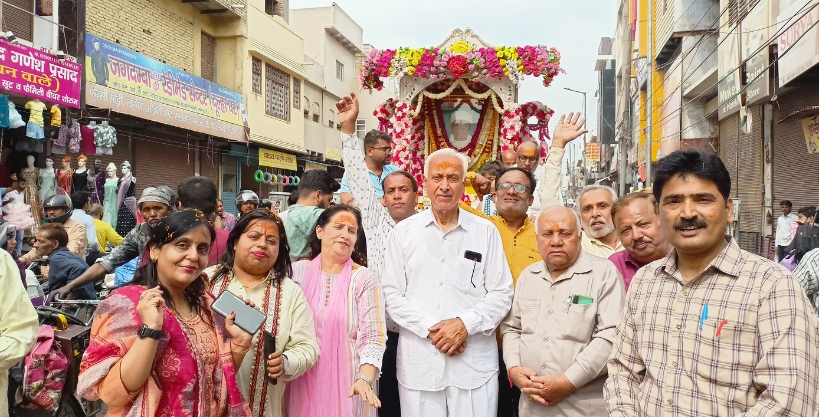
left=586, top=143, right=601, bottom=161
left=326, top=147, right=341, bottom=161
left=802, top=117, right=819, bottom=154
left=259, top=148, right=297, bottom=170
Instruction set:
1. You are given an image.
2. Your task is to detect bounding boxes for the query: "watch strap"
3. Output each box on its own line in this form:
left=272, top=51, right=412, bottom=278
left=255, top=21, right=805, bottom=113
left=138, top=324, right=163, bottom=340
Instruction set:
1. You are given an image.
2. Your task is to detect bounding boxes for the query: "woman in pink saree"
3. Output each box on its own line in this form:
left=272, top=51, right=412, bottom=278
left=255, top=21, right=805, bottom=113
left=78, top=209, right=254, bottom=416
left=287, top=204, right=387, bottom=417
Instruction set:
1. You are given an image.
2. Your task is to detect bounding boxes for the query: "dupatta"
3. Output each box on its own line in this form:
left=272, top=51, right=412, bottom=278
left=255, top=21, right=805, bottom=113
left=77, top=285, right=251, bottom=417
left=287, top=256, right=354, bottom=417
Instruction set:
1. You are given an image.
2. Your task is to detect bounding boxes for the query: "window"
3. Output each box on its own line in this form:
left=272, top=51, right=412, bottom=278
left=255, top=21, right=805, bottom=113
left=251, top=57, right=262, bottom=95
left=2, top=0, right=32, bottom=42
left=201, top=32, right=216, bottom=82
left=303, top=100, right=310, bottom=119
left=356, top=119, right=366, bottom=139
left=336, top=60, right=344, bottom=81
left=265, top=0, right=281, bottom=16
left=328, top=109, right=335, bottom=128
left=265, top=64, right=290, bottom=120
left=293, top=79, right=301, bottom=109
left=312, top=102, right=320, bottom=123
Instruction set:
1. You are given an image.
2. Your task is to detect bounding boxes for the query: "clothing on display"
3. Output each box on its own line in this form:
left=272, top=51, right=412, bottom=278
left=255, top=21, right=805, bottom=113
left=8, top=103, right=24, bottom=128
left=53, top=124, right=69, bottom=154
left=0, top=95, right=9, bottom=129
left=2, top=192, right=35, bottom=231
left=93, top=121, right=117, bottom=155
left=102, top=178, right=118, bottom=228
left=72, top=171, right=88, bottom=192
left=20, top=168, right=40, bottom=234
left=115, top=165, right=136, bottom=236
left=91, top=166, right=104, bottom=205
left=56, top=167, right=73, bottom=194
left=37, top=167, right=57, bottom=202
left=68, top=121, right=81, bottom=153
left=49, top=105, right=61, bottom=126
left=25, top=100, right=46, bottom=140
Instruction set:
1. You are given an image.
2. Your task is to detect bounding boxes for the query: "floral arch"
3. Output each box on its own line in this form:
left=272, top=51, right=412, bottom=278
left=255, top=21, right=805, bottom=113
left=360, top=28, right=563, bottom=193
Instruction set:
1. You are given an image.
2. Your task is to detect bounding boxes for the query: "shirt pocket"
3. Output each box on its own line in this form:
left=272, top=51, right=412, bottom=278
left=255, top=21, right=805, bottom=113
left=518, top=298, right=541, bottom=335
left=693, top=319, right=758, bottom=387
left=562, top=303, right=596, bottom=342
left=452, top=257, right=486, bottom=296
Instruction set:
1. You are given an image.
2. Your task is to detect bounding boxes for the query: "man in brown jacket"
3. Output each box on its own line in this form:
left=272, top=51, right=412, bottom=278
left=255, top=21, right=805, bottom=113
left=19, top=194, right=87, bottom=264
left=501, top=205, right=625, bottom=416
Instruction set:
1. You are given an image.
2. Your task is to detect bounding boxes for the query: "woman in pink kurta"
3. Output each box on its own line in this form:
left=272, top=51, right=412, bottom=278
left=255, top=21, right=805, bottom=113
left=78, top=209, right=254, bottom=417
left=287, top=204, right=387, bottom=417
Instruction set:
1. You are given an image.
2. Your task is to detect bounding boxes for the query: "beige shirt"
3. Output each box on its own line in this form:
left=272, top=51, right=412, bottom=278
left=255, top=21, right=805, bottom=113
left=581, top=234, right=625, bottom=259
left=21, top=217, right=88, bottom=263
left=501, top=251, right=625, bottom=417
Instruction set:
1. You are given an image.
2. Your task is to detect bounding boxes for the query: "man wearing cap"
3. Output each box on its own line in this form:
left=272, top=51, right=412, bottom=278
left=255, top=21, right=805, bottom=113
left=48, top=186, right=173, bottom=300
left=449, top=107, right=476, bottom=149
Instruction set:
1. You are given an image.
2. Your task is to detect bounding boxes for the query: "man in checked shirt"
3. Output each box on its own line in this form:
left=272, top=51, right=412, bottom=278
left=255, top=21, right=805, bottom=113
left=604, top=149, right=819, bottom=416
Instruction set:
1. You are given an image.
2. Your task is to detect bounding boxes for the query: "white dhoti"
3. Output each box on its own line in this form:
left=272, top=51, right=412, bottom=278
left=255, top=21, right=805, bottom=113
left=398, top=376, right=499, bottom=417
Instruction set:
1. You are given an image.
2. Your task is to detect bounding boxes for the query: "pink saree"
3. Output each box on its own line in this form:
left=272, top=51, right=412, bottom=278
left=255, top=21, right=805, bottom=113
left=77, top=285, right=251, bottom=417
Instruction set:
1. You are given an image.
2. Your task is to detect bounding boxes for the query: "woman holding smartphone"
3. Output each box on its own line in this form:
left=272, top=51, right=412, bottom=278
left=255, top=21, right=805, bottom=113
left=206, top=209, right=319, bottom=417
left=287, top=204, right=387, bottom=417
left=78, top=209, right=253, bottom=416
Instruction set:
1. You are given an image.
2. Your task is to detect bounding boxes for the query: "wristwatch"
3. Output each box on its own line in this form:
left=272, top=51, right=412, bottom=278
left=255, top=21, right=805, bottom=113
left=137, top=324, right=164, bottom=340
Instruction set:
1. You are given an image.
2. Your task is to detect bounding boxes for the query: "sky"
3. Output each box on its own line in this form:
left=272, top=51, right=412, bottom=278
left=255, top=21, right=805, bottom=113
left=292, top=0, right=618, bottom=157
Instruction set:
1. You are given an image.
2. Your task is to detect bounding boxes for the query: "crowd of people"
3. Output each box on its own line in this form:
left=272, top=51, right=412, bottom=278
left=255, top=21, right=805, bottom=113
left=0, top=91, right=818, bottom=417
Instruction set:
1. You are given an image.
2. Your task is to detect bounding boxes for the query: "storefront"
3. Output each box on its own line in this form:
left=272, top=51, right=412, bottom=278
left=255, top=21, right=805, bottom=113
left=220, top=144, right=300, bottom=215
left=83, top=33, right=247, bottom=202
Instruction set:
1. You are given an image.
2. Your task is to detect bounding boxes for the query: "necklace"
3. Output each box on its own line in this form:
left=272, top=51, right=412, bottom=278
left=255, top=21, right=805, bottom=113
left=235, top=273, right=269, bottom=292
left=171, top=306, right=196, bottom=321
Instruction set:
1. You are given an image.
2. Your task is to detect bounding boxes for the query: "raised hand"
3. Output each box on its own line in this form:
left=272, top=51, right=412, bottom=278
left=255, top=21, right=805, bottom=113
left=136, top=286, right=165, bottom=330
left=552, top=112, right=588, bottom=149
left=336, top=92, right=360, bottom=134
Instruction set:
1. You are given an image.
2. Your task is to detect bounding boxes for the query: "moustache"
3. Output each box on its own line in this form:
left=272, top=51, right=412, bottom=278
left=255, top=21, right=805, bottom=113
left=673, top=218, right=707, bottom=230
left=632, top=238, right=652, bottom=249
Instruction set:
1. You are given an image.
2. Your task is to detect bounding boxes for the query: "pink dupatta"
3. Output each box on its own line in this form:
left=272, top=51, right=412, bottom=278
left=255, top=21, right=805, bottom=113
left=287, top=256, right=354, bottom=417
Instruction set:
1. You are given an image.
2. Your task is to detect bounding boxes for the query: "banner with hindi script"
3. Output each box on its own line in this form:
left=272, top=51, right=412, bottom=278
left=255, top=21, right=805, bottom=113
left=0, top=37, right=81, bottom=108
left=85, top=33, right=246, bottom=126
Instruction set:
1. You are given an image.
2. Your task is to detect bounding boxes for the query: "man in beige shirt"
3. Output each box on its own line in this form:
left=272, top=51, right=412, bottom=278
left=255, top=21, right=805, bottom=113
left=501, top=205, right=625, bottom=416
left=538, top=113, right=624, bottom=258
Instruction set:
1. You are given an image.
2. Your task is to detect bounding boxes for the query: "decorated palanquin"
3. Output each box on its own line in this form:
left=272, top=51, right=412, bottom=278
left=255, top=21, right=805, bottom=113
left=359, top=29, right=564, bottom=194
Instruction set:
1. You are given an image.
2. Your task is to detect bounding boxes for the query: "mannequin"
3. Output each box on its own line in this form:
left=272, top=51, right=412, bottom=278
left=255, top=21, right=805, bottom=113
left=94, top=120, right=116, bottom=155
left=72, top=154, right=89, bottom=193
left=56, top=155, right=73, bottom=194
left=115, top=160, right=136, bottom=236
left=24, top=98, right=46, bottom=139
left=102, top=162, right=119, bottom=228
left=90, top=159, right=104, bottom=205
left=20, top=155, right=40, bottom=234
left=37, top=157, right=57, bottom=201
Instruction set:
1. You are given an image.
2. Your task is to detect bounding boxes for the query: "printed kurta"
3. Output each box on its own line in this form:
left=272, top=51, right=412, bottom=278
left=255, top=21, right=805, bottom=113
left=289, top=260, right=387, bottom=417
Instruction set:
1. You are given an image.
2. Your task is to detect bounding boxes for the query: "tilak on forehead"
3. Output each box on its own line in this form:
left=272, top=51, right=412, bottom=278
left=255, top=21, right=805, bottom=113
left=334, top=213, right=357, bottom=226
left=247, top=220, right=279, bottom=236
left=434, top=160, right=460, bottom=172
left=519, top=147, right=538, bottom=157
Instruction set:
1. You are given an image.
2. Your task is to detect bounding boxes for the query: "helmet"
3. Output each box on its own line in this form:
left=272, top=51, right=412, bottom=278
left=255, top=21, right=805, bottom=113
left=260, top=199, right=273, bottom=210
left=0, top=219, right=16, bottom=248
left=235, top=190, right=260, bottom=208
left=42, top=194, right=73, bottom=223
left=157, top=186, right=178, bottom=210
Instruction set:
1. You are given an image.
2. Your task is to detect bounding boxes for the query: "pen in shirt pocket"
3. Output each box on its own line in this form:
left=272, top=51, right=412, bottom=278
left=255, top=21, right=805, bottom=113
left=715, top=319, right=729, bottom=337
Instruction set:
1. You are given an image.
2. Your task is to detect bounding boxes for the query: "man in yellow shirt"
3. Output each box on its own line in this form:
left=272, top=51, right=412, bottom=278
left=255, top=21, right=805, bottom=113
left=88, top=203, right=122, bottom=254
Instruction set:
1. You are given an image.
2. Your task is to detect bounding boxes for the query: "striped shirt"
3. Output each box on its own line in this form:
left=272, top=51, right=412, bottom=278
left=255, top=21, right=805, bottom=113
left=605, top=237, right=819, bottom=416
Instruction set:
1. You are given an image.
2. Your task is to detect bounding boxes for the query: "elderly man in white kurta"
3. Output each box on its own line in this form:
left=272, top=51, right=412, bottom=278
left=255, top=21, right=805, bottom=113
left=382, top=148, right=514, bottom=417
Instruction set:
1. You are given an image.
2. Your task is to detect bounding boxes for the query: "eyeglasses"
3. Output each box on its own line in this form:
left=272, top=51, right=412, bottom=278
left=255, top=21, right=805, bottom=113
left=370, top=146, right=393, bottom=154
left=518, top=155, right=539, bottom=163
left=497, top=182, right=530, bottom=194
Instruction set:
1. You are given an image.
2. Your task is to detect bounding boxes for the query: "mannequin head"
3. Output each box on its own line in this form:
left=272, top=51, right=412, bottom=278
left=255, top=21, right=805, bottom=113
left=106, top=162, right=117, bottom=179
left=121, top=161, right=131, bottom=176
left=95, top=159, right=102, bottom=173
left=77, top=154, right=87, bottom=169
left=45, top=157, right=53, bottom=168
left=61, top=155, right=71, bottom=170
left=26, top=155, right=35, bottom=168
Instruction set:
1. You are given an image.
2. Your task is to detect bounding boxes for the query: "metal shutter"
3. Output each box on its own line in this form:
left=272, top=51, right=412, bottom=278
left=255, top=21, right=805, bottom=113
left=199, top=145, right=220, bottom=185
left=2, top=0, right=32, bottom=41
left=201, top=32, right=216, bottom=82
left=738, top=106, right=763, bottom=254
left=772, top=85, right=819, bottom=232
left=133, top=132, right=195, bottom=198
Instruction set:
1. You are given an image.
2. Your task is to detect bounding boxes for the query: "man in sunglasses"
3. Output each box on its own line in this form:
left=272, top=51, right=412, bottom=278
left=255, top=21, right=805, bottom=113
left=338, top=129, right=398, bottom=206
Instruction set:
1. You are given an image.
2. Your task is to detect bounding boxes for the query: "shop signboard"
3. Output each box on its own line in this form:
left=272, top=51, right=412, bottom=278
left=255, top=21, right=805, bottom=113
left=801, top=116, right=819, bottom=154
left=586, top=142, right=601, bottom=161
left=777, top=0, right=819, bottom=87
left=85, top=33, right=246, bottom=130
left=0, top=37, right=81, bottom=108
left=259, top=148, right=296, bottom=170
left=717, top=14, right=742, bottom=119
left=744, top=0, right=770, bottom=104
left=304, top=161, right=326, bottom=171
left=325, top=147, right=341, bottom=161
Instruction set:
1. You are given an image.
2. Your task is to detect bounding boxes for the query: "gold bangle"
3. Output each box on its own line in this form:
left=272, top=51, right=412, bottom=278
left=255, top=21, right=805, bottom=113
left=230, top=341, right=250, bottom=354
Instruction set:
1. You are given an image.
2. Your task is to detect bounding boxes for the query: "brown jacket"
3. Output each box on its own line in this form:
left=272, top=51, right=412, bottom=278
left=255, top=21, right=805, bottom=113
left=21, top=218, right=87, bottom=263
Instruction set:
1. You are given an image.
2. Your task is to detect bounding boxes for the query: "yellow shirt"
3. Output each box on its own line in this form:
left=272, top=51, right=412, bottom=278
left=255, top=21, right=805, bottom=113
left=25, top=100, right=47, bottom=127
left=459, top=201, right=539, bottom=285
left=94, top=218, right=123, bottom=253
left=50, top=105, right=61, bottom=127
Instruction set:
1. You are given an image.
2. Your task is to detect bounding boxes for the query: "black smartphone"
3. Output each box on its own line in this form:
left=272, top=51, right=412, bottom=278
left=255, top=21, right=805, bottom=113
left=464, top=250, right=482, bottom=263
left=263, top=331, right=278, bottom=385
left=211, top=291, right=266, bottom=335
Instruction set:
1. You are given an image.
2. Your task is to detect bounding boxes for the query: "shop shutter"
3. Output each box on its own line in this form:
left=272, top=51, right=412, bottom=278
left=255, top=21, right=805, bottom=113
left=2, top=0, right=32, bottom=42
left=133, top=131, right=195, bottom=199
left=737, top=106, right=763, bottom=253
left=221, top=155, right=238, bottom=215
left=772, top=85, right=819, bottom=240
left=199, top=145, right=220, bottom=184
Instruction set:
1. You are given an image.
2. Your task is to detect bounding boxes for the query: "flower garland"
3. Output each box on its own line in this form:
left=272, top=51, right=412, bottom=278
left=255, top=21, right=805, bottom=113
left=360, top=42, right=564, bottom=91
left=388, top=99, right=425, bottom=193
left=500, top=101, right=555, bottom=160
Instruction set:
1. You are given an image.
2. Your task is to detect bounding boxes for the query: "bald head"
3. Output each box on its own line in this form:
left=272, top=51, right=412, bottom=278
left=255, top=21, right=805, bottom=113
left=537, top=205, right=582, bottom=272
left=516, top=141, right=540, bottom=173
left=500, top=149, right=517, bottom=168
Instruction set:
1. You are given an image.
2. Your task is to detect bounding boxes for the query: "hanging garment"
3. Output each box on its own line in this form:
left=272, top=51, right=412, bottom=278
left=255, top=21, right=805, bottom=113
left=49, top=105, right=60, bottom=127
left=115, top=177, right=135, bottom=236
left=102, top=178, right=118, bottom=229
left=20, top=169, right=40, bottom=235
left=53, top=125, right=69, bottom=155
left=8, top=104, right=25, bottom=128
left=56, top=169, right=73, bottom=194
left=25, top=121, right=44, bottom=140
left=68, top=122, right=81, bottom=153
left=94, top=124, right=116, bottom=155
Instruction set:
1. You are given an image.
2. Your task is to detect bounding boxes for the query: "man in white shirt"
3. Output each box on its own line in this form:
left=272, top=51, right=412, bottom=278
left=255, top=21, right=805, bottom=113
left=517, top=141, right=545, bottom=217
left=383, top=148, right=514, bottom=417
left=777, top=200, right=798, bottom=261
